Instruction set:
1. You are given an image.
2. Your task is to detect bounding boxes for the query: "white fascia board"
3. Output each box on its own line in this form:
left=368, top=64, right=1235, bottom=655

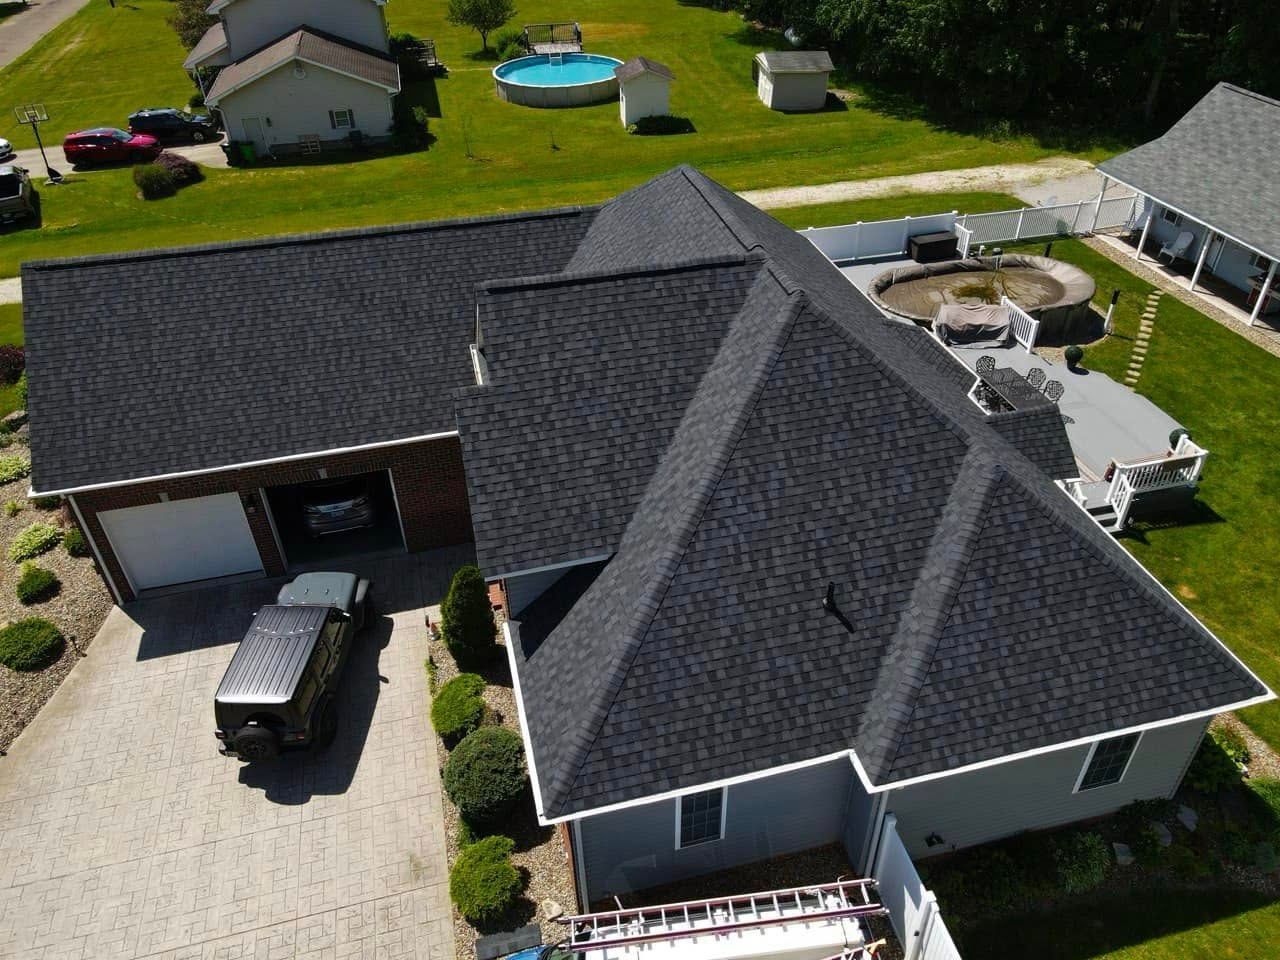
left=503, top=620, right=552, bottom=822
left=29, top=430, right=459, bottom=498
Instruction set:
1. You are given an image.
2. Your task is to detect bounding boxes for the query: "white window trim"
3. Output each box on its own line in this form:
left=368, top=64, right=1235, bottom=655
left=1250, top=252, right=1273, bottom=271
left=1072, top=731, right=1144, bottom=794
left=332, top=109, right=354, bottom=129
left=1161, top=208, right=1184, bottom=227
left=674, top=787, right=728, bottom=849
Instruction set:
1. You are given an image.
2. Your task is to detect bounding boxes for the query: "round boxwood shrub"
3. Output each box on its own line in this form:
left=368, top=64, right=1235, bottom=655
left=440, top=564, right=497, bottom=666
left=0, top=617, right=64, bottom=671
left=8, top=522, right=62, bottom=562
left=449, top=834, right=521, bottom=924
left=443, top=726, right=527, bottom=826
left=63, top=526, right=90, bottom=558
left=1064, top=344, right=1084, bottom=369
left=16, top=563, right=59, bottom=605
left=133, top=163, right=176, bottom=200
left=431, top=672, right=486, bottom=746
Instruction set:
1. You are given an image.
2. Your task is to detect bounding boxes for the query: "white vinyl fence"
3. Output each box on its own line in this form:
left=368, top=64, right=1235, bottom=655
left=802, top=212, right=957, bottom=262
left=873, top=815, right=963, bottom=960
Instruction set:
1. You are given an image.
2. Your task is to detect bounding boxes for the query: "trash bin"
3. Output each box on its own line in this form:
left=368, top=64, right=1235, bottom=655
left=238, top=141, right=256, bottom=165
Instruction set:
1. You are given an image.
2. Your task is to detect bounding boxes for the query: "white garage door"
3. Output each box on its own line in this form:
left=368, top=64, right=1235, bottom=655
left=98, top=493, right=264, bottom=592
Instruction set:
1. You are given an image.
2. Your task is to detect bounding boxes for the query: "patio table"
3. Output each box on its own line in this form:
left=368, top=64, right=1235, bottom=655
left=980, top=367, right=1054, bottom=411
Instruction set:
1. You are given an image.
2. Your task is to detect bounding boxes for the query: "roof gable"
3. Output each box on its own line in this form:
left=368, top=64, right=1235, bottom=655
left=206, top=27, right=399, bottom=105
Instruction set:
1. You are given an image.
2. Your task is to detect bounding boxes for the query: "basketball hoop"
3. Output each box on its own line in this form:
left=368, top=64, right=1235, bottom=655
left=13, top=103, right=48, bottom=125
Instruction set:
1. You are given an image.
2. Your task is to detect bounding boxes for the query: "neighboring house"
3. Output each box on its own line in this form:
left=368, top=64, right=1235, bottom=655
left=185, top=0, right=400, bottom=155
left=1098, top=82, right=1280, bottom=324
left=23, top=167, right=1272, bottom=912
left=753, top=50, right=833, bottom=112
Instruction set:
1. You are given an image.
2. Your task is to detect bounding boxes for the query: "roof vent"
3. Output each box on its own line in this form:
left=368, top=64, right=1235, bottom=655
left=821, top=581, right=854, bottom=634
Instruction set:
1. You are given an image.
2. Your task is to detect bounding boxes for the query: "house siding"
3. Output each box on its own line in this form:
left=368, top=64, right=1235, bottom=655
left=1140, top=198, right=1274, bottom=300
left=503, top=567, right=570, bottom=615
left=760, top=71, right=829, bottom=112
left=218, top=63, right=395, bottom=152
left=74, top=437, right=473, bottom=602
left=619, top=74, right=670, bottom=126
left=222, top=0, right=389, bottom=58
left=576, top=758, right=854, bottom=903
left=888, top=717, right=1209, bottom=859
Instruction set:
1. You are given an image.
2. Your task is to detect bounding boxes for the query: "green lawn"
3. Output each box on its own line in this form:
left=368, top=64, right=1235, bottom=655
left=768, top=191, right=1022, bottom=229
left=0, top=0, right=1108, bottom=275
left=0, top=303, right=22, bottom=417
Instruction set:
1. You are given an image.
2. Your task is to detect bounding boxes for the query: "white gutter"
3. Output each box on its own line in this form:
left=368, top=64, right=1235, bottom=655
left=29, top=429, right=459, bottom=499
left=67, top=494, right=124, bottom=605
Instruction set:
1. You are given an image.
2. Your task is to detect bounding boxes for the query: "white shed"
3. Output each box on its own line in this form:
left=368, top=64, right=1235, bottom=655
left=615, top=56, right=675, bottom=127
left=754, top=50, right=833, bottom=112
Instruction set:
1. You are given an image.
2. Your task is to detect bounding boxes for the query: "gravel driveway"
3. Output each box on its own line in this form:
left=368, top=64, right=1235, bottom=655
left=0, top=548, right=465, bottom=959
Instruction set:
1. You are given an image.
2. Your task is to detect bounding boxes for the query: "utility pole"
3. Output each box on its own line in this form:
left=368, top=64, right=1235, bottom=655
left=13, top=103, right=62, bottom=185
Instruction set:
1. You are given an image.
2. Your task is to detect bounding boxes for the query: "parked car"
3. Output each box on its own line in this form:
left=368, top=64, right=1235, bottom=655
left=213, top=572, right=373, bottom=761
left=301, top=477, right=376, bottom=538
left=62, top=128, right=161, bottom=167
left=0, top=165, right=35, bottom=223
left=127, top=107, right=221, bottom=143
left=0, top=138, right=13, bottom=162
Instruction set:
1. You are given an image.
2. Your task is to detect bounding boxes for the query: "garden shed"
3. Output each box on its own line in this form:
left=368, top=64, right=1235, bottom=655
left=615, top=56, right=674, bottom=127
left=754, top=50, right=833, bottom=112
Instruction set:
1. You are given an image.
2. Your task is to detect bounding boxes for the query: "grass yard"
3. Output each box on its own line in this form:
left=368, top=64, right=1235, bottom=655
left=768, top=191, right=1023, bottom=229
left=0, top=0, right=1109, bottom=274
left=0, top=303, right=21, bottom=417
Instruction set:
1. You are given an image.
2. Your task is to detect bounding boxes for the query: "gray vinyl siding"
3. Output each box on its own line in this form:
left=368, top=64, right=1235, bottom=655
left=222, top=0, right=389, bottom=59
left=1140, top=197, right=1274, bottom=297
left=504, top=567, right=569, bottom=616
left=888, top=717, right=1209, bottom=859
left=576, top=758, right=853, bottom=902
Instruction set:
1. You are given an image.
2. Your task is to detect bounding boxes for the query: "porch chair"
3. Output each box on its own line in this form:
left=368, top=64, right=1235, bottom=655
left=1158, top=230, right=1194, bottom=264
left=1043, top=379, right=1065, bottom=402
left=1024, top=368, right=1046, bottom=389
left=976, top=355, right=996, bottom=375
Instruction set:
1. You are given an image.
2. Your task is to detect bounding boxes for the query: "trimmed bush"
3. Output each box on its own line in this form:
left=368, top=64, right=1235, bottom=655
left=1065, top=344, right=1084, bottom=369
left=16, top=563, right=59, bottom=605
left=449, top=834, right=521, bottom=924
left=154, top=151, right=203, bottom=187
left=440, top=565, right=497, bottom=665
left=0, top=454, right=31, bottom=483
left=443, top=726, right=527, bottom=826
left=63, top=526, right=90, bottom=558
left=1052, top=831, right=1109, bottom=893
left=8, top=522, right=61, bottom=562
left=431, top=672, right=486, bottom=745
left=0, top=617, right=64, bottom=671
left=0, top=345, right=25, bottom=384
left=134, top=164, right=176, bottom=200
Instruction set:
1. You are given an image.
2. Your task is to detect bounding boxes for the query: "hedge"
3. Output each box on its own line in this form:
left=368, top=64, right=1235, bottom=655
left=449, top=834, right=521, bottom=924
left=0, top=617, right=64, bottom=671
left=431, top=672, right=486, bottom=745
left=443, top=726, right=527, bottom=826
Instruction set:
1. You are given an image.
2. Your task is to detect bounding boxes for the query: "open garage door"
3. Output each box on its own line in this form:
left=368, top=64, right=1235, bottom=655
left=263, top=470, right=405, bottom=570
left=98, top=493, right=264, bottom=592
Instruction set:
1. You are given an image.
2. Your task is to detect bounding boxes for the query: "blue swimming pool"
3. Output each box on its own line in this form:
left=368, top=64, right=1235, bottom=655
left=493, top=54, right=623, bottom=107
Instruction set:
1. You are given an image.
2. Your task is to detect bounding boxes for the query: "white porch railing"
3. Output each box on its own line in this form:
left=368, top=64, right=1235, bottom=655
left=872, top=814, right=963, bottom=960
left=1000, top=295, right=1040, bottom=353
left=955, top=223, right=973, bottom=259
left=802, top=212, right=957, bottom=262
left=1107, top=435, right=1209, bottom=529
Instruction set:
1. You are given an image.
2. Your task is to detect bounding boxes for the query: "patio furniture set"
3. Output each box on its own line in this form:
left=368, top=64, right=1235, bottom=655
left=974, top=355, right=1064, bottom=412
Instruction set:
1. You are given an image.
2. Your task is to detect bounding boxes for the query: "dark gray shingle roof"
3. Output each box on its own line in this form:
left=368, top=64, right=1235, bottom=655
left=23, top=209, right=594, bottom=492
left=206, top=27, right=399, bottom=103
left=614, top=56, right=674, bottom=82
left=1097, top=83, right=1280, bottom=259
left=755, top=50, right=834, bottom=74
left=989, top=406, right=1078, bottom=479
left=461, top=167, right=1267, bottom=817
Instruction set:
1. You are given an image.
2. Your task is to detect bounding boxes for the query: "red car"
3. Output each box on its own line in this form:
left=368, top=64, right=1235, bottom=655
left=62, top=128, right=161, bottom=167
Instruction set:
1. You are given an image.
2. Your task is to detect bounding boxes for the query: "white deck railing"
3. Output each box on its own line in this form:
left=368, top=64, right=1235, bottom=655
left=1001, top=295, right=1040, bottom=353
left=872, top=815, right=963, bottom=960
left=1107, top=436, right=1208, bottom=529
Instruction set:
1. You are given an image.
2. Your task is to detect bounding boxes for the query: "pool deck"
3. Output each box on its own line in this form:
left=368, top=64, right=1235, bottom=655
left=834, top=254, right=1185, bottom=480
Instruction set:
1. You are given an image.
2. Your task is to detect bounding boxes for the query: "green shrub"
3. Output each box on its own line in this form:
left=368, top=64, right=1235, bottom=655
left=1186, top=730, right=1244, bottom=794
left=15, top=371, right=26, bottom=409
left=440, top=565, right=496, bottom=665
left=1165, top=842, right=1211, bottom=879
left=449, top=834, right=521, bottom=923
left=30, top=494, right=60, bottom=510
left=1213, top=726, right=1251, bottom=768
left=1065, top=344, right=1084, bottom=368
left=133, top=164, right=176, bottom=200
left=16, top=563, right=59, bottom=605
left=443, top=726, right=527, bottom=826
left=8, top=523, right=61, bottom=562
left=154, top=151, right=203, bottom=187
left=0, top=617, right=64, bottom=670
left=497, top=39, right=525, bottom=62
left=0, top=454, right=30, bottom=483
left=392, top=100, right=432, bottom=150
left=431, top=673, right=486, bottom=745
left=63, top=526, right=89, bottom=557
left=492, top=26, right=523, bottom=54
left=627, top=115, right=697, bottom=136
left=1254, top=841, right=1279, bottom=873
left=3, top=500, right=19, bottom=517
left=1052, top=831, right=1109, bottom=893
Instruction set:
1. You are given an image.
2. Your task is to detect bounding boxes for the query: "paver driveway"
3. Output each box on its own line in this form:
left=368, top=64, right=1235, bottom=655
left=0, top=548, right=467, bottom=959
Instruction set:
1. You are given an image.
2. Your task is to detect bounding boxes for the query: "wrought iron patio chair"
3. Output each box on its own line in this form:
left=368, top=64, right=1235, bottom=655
left=976, top=355, right=996, bottom=375
left=1024, top=368, right=1046, bottom=389
left=1043, top=379, right=1065, bottom=402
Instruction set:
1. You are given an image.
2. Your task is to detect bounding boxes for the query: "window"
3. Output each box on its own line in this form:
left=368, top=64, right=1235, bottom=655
left=1074, top=733, right=1141, bottom=792
left=329, top=109, right=354, bottom=130
left=676, top=788, right=725, bottom=848
left=1161, top=208, right=1184, bottom=227
left=1250, top=253, right=1273, bottom=273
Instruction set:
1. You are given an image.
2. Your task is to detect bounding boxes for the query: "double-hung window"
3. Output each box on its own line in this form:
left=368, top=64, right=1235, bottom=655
left=329, top=109, right=354, bottom=130
left=675, top=788, right=725, bottom=848
left=1074, top=733, right=1141, bottom=792
left=1161, top=208, right=1184, bottom=227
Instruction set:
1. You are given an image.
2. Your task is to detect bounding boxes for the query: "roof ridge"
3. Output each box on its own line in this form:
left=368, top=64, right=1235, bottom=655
left=855, top=451, right=1005, bottom=780
left=545, top=279, right=807, bottom=816
left=477, top=251, right=760, bottom=295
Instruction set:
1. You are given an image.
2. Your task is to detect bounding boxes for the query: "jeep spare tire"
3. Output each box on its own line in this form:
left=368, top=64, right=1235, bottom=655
left=233, top=726, right=280, bottom=761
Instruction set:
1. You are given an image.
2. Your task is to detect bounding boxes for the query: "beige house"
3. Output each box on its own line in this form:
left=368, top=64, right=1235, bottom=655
left=187, top=0, right=400, bottom=156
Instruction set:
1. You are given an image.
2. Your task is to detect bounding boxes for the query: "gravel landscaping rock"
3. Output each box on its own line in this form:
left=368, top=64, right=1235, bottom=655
left=1178, top=805, right=1199, bottom=832
left=1113, top=842, right=1134, bottom=866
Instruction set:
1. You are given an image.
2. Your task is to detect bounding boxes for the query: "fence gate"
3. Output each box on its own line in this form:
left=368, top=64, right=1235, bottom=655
left=872, top=814, right=964, bottom=960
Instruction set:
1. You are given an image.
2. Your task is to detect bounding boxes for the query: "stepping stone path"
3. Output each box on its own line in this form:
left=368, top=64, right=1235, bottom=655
left=1150, top=821, right=1174, bottom=847
left=1113, top=841, right=1135, bottom=866
left=1126, top=289, right=1163, bottom=386
left=1178, top=804, right=1199, bottom=832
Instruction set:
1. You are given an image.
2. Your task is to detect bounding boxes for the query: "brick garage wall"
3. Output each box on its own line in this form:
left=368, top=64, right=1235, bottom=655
left=72, top=437, right=473, bottom=602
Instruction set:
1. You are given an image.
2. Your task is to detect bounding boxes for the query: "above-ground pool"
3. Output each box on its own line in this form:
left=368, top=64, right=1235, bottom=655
left=494, top=54, right=623, bottom=107
left=868, top=255, right=1097, bottom=343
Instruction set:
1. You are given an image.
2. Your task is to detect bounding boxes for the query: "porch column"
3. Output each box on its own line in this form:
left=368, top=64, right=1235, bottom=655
left=1134, top=202, right=1156, bottom=261
left=1088, top=174, right=1109, bottom=233
left=1249, top=259, right=1278, bottom=327
left=1188, top=229, right=1214, bottom=292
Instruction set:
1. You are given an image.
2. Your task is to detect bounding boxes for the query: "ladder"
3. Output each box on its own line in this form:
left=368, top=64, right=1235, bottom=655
left=550, top=51, right=563, bottom=66
left=557, top=878, right=885, bottom=953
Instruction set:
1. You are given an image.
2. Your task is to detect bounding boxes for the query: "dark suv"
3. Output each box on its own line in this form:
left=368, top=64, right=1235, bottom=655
left=214, top=572, right=372, bottom=761
left=128, top=107, right=221, bottom=143
left=301, top=477, right=376, bottom=538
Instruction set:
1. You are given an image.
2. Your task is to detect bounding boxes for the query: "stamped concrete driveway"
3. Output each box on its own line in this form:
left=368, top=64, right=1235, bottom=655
left=0, top=548, right=467, bottom=960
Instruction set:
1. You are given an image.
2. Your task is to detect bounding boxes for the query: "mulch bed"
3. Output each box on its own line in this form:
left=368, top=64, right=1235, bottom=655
left=427, top=611, right=577, bottom=960
left=0, top=450, right=112, bottom=752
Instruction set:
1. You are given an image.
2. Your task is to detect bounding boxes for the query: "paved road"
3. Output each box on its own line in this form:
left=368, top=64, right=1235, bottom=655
left=0, top=0, right=92, bottom=69
left=8, top=140, right=230, bottom=175
left=0, top=550, right=460, bottom=960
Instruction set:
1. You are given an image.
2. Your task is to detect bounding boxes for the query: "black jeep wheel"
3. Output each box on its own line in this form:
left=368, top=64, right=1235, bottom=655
left=233, top=726, right=279, bottom=762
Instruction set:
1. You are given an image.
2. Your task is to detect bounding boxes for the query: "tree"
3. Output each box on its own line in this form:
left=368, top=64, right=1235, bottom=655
left=168, top=0, right=217, bottom=49
left=440, top=565, right=497, bottom=665
left=446, top=0, right=517, bottom=53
